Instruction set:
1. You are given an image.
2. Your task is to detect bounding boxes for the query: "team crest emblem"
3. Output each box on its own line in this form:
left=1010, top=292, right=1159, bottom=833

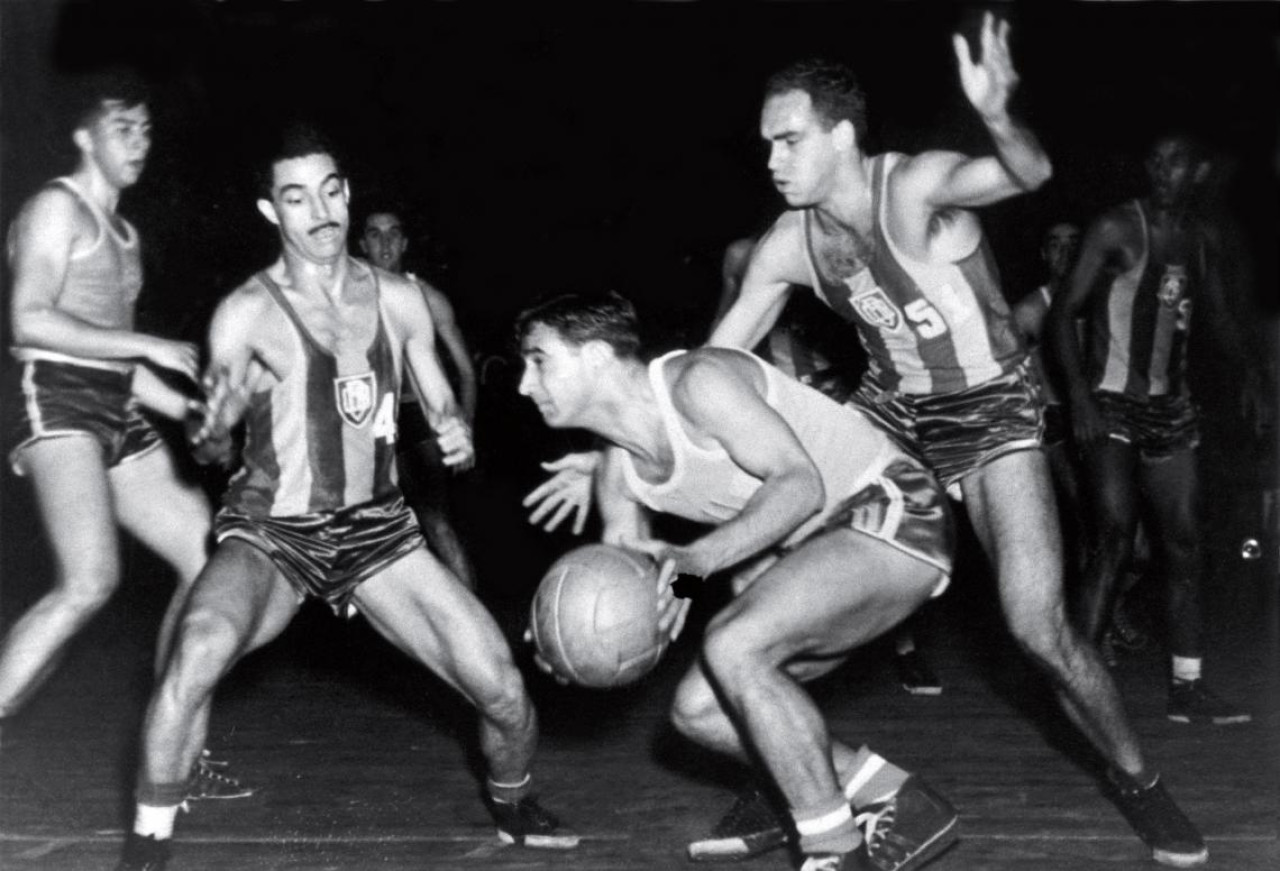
left=1158, top=265, right=1188, bottom=308
left=851, top=287, right=903, bottom=332
left=334, top=373, right=377, bottom=428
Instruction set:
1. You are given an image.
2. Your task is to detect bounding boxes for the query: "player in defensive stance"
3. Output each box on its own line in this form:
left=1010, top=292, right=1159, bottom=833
left=115, top=125, right=576, bottom=871
left=518, top=293, right=957, bottom=871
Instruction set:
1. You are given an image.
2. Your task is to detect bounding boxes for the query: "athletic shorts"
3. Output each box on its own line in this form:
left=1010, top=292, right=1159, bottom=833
left=808, top=455, right=953, bottom=597
left=214, top=492, right=425, bottom=617
left=8, top=358, right=162, bottom=476
left=853, top=362, right=1044, bottom=500
left=1095, top=391, right=1200, bottom=459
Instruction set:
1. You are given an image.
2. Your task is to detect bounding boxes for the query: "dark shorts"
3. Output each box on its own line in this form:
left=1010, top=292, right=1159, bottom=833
left=1041, top=403, right=1069, bottom=448
left=853, top=362, right=1044, bottom=500
left=1096, top=391, right=1200, bottom=459
left=214, top=493, right=425, bottom=617
left=810, top=455, right=954, bottom=596
left=9, top=359, right=162, bottom=475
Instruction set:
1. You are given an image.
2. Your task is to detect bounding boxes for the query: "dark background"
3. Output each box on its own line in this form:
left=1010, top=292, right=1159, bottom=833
left=1, top=0, right=1277, bottom=616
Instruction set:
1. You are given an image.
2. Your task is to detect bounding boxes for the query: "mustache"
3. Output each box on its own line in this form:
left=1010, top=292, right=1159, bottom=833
left=308, top=222, right=342, bottom=237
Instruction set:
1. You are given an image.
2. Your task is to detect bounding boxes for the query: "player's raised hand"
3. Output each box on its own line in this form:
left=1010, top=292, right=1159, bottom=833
left=954, top=12, right=1019, bottom=122
left=523, top=451, right=600, bottom=534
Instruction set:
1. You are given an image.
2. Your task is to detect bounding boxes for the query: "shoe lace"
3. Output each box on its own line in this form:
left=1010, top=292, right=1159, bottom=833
left=856, top=800, right=895, bottom=852
left=800, top=855, right=844, bottom=871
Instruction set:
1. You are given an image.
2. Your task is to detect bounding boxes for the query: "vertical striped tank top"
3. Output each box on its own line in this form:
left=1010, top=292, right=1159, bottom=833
left=223, top=270, right=401, bottom=517
left=801, top=153, right=1024, bottom=395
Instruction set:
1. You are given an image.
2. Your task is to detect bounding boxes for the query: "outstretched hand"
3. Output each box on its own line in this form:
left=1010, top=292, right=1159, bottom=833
left=954, top=11, right=1019, bottom=122
left=523, top=451, right=601, bottom=534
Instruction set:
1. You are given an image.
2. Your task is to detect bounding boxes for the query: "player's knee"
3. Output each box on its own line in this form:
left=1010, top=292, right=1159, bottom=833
left=1008, top=606, right=1076, bottom=671
left=470, top=658, right=531, bottom=729
left=168, top=610, right=243, bottom=684
left=669, top=676, right=718, bottom=741
left=701, top=620, right=769, bottom=685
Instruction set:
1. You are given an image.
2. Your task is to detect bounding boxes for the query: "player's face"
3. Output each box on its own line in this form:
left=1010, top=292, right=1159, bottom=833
left=1146, top=137, right=1200, bottom=209
left=761, top=90, right=841, bottom=207
left=81, top=101, right=152, bottom=190
left=1042, top=223, right=1080, bottom=280
left=518, top=324, right=591, bottom=428
left=361, top=213, right=407, bottom=272
left=260, top=153, right=350, bottom=264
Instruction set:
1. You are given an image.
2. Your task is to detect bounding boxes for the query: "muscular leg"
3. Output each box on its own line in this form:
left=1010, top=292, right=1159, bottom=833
left=111, top=446, right=214, bottom=673
left=398, top=439, right=478, bottom=591
left=1075, top=442, right=1141, bottom=641
left=139, top=540, right=300, bottom=788
left=353, top=547, right=535, bottom=783
left=1139, top=450, right=1204, bottom=659
left=962, top=449, right=1146, bottom=777
left=674, top=529, right=940, bottom=810
left=0, top=438, right=120, bottom=716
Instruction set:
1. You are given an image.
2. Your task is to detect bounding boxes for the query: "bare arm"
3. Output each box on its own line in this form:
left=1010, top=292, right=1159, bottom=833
left=707, top=217, right=806, bottom=349
left=712, top=236, right=758, bottom=328
left=8, top=188, right=199, bottom=380
left=417, top=279, right=477, bottom=424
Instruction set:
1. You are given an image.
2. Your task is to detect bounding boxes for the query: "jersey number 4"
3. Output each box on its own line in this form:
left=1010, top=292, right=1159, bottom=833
left=373, top=394, right=398, bottom=444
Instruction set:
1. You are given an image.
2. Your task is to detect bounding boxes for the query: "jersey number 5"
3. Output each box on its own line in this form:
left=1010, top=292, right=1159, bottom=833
left=904, top=299, right=948, bottom=339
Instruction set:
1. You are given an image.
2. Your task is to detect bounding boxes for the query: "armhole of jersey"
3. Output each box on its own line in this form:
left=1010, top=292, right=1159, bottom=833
left=799, top=211, right=825, bottom=301
left=51, top=177, right=105, bottom=262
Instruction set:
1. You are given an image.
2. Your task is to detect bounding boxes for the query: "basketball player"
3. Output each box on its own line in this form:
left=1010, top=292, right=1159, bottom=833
left=1048, top=131, right=1254, bottom=725
left=518, top=293, right=958, bottom=871
left=115, top=125, right=576, bottom=871
left=707, top=14, right=1206, bottom=867
left=1, top=71, right=248, bottom=800
left=359, top=206, right=479, bottom=590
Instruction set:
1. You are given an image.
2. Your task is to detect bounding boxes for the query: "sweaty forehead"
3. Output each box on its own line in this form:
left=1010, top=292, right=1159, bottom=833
left=365, top=213, right=402, bottom=234
left=97, top=101, right=150, bottom=126
left=761, top=90, right=817, bottom=136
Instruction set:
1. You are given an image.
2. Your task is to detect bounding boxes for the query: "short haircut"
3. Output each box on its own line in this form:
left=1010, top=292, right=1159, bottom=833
left=256, top=122, right=344, bottom=200
left=65, top=67, right=150, bottom=132
left=764, top=58, right=868, bottom=142
left=1146, top=128, right=1210, bottom=165
left=515, top=292, right=643, bottom=360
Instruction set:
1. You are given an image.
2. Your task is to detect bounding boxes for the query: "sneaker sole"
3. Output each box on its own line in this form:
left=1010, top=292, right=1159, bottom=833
left=1152, top=844, right=1209, bottom=868
left=902, top=684, right=943, bottom=696
left=1167, top=714, right=1252, bottom=725
left=687, top=828, right=788, bottom=862
left=497, top=829, right=581, bottom=850
left=896, top=812, right=960, bottom=871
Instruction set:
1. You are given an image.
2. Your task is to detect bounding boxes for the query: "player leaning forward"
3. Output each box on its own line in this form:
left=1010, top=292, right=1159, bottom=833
left=518, top=293, right=958, bottom=871
left=115, top=126, right=577, bottom=871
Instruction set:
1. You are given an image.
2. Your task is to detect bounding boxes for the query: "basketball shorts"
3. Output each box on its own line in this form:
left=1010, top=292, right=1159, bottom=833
left=811, top=455, right=954, bottom=597
left=1095, top=391, right=1200, bottom=459
left=214, top=492, right=425, bottom=617
left=853, top=361, right=1045, bottom=500
left=9, top=358, right=162, bottom=475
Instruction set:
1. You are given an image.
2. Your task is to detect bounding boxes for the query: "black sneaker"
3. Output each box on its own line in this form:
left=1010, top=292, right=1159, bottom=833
left=895, top=651, right=942, bottom=696
left=1106, top=771, right=1207, bottom=867
left=186, top=755, right=255, bottom=800
left=485, top=794, right=580, bottom=849
left=1167, top=679, right=1251, bottom=725
left=686, top=787, right=789, bottom=862
left=853, top=776, right=959, bottom=871
left=114, top=833, right=170, bottom=871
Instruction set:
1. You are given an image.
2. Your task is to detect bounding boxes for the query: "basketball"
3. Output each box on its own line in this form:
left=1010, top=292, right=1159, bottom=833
left=529, top=543, right=669, bottom=689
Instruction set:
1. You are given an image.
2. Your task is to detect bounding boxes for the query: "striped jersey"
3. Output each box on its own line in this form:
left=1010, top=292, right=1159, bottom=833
left=620, top=349, right=897, bottom=547
left=801, top=153, right=1024, bottom=395
left=1088, top=200, right=1198, bottom=398
left=223, top=270, right=401, bottom=517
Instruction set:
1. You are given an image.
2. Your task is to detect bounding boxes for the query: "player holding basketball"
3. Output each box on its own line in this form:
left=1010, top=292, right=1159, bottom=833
left=115, top=125, right=576, bottom=871
left=1, top=70, right=248, bottom=800
left=706, top=15, right=1205, bottom=867
left=519, top=293, right=958, bottom=871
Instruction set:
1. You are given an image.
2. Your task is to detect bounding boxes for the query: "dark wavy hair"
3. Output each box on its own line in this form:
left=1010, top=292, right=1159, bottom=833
left=764, top=57, right=868, bottom=143
left=515, top=292, right=642, bottom=360
left=255, top=121, right=345, bottom=200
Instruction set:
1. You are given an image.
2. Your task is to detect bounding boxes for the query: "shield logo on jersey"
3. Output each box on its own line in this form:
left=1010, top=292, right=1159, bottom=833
left=1158, top=265, right=1188, bottom=308
left=334, top=373, right=377, bottom=428
left=850, top=287, right=903, bottom=332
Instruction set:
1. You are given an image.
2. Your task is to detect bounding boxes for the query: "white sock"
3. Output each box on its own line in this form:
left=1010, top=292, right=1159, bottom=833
left=1172, top=656, right=1202, bottom=684
left=134, top=804, right=179, bottom=840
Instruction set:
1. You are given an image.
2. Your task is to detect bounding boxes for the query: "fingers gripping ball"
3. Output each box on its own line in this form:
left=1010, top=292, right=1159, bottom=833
left=530, top=544, right=669, bottom=689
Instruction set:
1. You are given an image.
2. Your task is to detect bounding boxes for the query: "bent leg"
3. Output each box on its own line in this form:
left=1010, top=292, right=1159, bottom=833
left=139, top=540, right=300, bottom=788
left=0, top=438, right=120, bottom=716
left=353, top=548, right=535, bottom=783
left=1074, top=442, right=1141, bottom=641
left=111, top=445, right=214, bottom=673
left=962, top=449, right=1146, bottom=777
